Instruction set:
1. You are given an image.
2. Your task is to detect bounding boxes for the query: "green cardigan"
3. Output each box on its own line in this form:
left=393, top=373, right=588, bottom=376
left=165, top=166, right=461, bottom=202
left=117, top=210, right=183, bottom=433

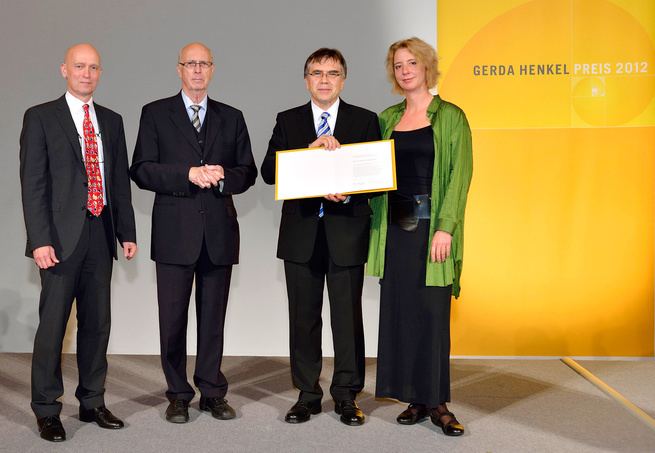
left=366, top=95, right=473, bottom=297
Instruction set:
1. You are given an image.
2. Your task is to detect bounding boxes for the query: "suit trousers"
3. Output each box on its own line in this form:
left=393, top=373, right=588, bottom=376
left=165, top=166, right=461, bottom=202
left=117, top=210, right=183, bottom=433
left=31, top=211, right=113, bottom=418
left=284, top=220, right=365, bottom=403
left=155, top=240, right=232, bottom=401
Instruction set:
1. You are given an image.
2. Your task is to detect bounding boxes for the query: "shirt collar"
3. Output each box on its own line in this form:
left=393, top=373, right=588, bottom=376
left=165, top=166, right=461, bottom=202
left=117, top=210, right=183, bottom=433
left=181, top=90, right=208, bottom=111
left=65, top=91, right=94, bottom=111
left=311, top=97, right=340, bottom=121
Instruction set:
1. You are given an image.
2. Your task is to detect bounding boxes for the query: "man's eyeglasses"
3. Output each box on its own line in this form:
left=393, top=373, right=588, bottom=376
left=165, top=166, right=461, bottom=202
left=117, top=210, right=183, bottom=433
left=178, top=61, right=214, bottom=70
left=306, top=70, right=343, bottom=79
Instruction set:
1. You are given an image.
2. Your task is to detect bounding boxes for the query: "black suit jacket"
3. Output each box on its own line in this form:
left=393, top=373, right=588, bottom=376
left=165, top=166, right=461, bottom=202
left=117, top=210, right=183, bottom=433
left=261, top=100, right=381, bottom=266
left=20, top=95, right=137, bottom=261
left=130, top=93, right=257, bottom=266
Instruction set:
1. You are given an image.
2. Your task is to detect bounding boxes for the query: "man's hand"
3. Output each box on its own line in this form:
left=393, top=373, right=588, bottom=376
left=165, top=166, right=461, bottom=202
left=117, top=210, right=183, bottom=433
left=189, top=165, right=224, bottom=188
left=430, top=230, right=452, bottom=263
left=310, top=136, right=340, bottom=151
left=122, top=242, right=137, bottom=260
left=33, top=246, right=59, bottom=269
left=324, top=193, right=348, bottom=202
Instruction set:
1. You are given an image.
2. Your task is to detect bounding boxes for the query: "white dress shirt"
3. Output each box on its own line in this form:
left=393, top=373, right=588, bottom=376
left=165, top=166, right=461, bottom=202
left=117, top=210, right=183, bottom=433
left=65, top=91, right=106, bottom=205
left=181, top=90, right=208, bottom=128
left=311, top=98, right=339, bottom=134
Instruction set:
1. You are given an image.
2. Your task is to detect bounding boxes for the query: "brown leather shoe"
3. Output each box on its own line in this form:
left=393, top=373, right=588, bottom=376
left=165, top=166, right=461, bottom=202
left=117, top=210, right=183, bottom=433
left=396, top=403, right=428, bottom=425
left=430, top=408, right=465, bottom=436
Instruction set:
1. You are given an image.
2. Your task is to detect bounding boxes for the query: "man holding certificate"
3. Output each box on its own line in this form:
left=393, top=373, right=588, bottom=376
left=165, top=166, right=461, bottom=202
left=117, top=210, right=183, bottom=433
left=261, top=48, right=380, bottom=426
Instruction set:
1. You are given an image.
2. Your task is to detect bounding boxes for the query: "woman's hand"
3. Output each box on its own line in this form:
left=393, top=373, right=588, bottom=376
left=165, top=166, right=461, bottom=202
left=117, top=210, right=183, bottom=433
left=430, top=230, right=452, bottom=263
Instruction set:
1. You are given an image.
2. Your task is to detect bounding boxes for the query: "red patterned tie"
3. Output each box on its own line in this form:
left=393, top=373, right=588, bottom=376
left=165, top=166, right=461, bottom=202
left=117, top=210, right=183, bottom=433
left=83, top=104, right=103, bottom=216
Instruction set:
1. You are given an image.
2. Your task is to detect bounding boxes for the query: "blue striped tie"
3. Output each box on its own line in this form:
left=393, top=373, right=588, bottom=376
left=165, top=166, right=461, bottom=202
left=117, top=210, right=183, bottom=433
left=317, top=111, right=331, bottom=137
left=316, top=112, right=331, bottom=218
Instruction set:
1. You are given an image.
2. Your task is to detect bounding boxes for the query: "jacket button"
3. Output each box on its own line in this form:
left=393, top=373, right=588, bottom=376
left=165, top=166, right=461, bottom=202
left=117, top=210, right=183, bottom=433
left=199, top=210, right=205, bottom=214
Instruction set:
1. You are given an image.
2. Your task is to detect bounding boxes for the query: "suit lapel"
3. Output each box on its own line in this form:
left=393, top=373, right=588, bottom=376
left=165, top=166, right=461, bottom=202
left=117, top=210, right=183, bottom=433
left=203, top=98, right=222, bottom=157
left=300, top=102, right=318, bottom=145
left=55, top=96, right=86, bottom=174
left=169, top=93, right=202, bottom=156
left=303, top=99, right=352, bottom=143
left=333, top=99, right=353, bottom=142
left=95, top=103, right=112, bottom=187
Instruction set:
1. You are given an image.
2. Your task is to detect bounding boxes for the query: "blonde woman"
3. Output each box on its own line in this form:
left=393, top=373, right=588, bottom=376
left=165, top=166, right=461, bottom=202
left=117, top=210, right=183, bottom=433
left=368, top=37, right=473, bottom=436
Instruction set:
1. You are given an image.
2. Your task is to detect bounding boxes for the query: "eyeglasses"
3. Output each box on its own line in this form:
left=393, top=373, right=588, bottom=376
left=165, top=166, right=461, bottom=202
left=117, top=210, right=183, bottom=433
left=305, top=70, right=343, bottom=79
left=178, top=61, right=214, bottom=70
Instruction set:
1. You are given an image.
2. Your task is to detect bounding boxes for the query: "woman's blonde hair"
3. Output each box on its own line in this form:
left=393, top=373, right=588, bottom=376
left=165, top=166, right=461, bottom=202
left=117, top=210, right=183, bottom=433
left=386, top=37, right=439, bottom=94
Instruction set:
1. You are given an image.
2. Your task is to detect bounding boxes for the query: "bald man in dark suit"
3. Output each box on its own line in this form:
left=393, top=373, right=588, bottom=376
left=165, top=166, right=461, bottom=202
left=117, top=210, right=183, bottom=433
left=131, top=42, right=257, bottom=424
left=20, top=43, right=137, bottom=442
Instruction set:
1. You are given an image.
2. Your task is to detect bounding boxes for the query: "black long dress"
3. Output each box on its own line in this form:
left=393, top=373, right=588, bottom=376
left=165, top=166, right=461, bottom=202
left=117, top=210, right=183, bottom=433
left=375, top=126, right=452, bottom=407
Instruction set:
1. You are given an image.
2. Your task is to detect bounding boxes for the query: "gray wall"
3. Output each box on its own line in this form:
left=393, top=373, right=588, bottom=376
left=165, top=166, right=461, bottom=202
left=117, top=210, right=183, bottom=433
left=0, top=0, right=436, bottom=355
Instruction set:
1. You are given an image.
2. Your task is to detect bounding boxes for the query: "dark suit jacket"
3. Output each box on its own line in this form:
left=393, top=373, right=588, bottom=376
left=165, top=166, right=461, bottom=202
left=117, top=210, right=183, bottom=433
left=261, top=100, right=381, bottom=266
left=130, top=93, right=257, bottom=266
left=20, top=95, right=137, bottom=261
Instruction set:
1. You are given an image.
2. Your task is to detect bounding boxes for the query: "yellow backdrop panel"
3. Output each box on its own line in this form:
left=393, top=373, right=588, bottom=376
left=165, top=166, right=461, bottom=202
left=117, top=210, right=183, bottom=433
left=438, top=0, right=655, bottom=356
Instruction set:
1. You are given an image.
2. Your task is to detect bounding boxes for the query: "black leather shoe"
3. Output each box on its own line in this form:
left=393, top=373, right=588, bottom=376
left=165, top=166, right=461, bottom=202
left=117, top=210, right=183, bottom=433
left=334, top=400, right=365, bottom=426
left=284, top=400, right=321, bottom=424
left=199, top=396, right=235, bottom=420
left=396, top=403, right=428, bottom=425
left=37, top=415, right=66, bottom=442
left=79, top=406, right=124, bottom=429
left=430, top=408, right=465, bottom=436
left=165, top=399, right=190, bottom=424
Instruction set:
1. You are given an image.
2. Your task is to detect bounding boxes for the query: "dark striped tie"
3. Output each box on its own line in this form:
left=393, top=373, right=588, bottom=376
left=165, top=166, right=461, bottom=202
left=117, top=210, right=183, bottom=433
left=190, top=105, right=201, bottom=132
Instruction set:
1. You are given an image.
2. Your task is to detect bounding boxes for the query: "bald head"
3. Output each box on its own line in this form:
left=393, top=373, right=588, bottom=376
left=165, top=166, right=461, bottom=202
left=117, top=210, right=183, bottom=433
left=177, top=42, right=215, bottom=103
left=60, top=43, right=102, bottom=102
left=178, top=42, right=213, bottom=63
left=64, top=43, right=101, bottom=66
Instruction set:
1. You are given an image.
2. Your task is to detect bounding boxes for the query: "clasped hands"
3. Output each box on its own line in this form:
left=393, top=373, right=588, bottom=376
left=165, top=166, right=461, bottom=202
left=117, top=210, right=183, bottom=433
left=189, top=165, right=224, bottom=189
left=309, top=136, right=347, bottom=203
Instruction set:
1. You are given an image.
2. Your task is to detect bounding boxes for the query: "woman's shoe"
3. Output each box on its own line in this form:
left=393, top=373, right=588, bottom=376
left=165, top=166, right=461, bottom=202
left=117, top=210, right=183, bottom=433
left=396, top=403, right=428, bottom=425
left=430, top=408, right=464, bottom=436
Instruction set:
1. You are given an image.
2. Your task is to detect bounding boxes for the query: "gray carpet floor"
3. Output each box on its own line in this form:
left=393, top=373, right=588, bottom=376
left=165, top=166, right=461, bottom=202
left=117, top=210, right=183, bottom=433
left=1, top=354, right=654, bottom=452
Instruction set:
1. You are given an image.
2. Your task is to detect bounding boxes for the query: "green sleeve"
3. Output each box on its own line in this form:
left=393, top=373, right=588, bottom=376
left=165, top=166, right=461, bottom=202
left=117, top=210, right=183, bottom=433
left=436, top=110, right=473, bottom=233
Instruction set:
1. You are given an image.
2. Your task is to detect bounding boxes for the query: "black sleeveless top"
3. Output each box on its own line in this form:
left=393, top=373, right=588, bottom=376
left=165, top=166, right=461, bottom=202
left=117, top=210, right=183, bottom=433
left=390, top=125, right=434, bottom=195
